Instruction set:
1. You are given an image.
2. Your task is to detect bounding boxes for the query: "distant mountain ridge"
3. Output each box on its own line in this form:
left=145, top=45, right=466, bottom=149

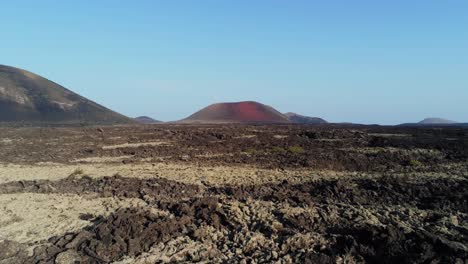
left=2, top=65, right=463, bottom=127
left=0, top=65, right=133, bottom=124
left=399, top=117, right=466, bottom=127
left=285, top=112, right=327, bottom=124
left=418, top=118, right=458, bottom=124
left=179, top=101, right=290, bottom=123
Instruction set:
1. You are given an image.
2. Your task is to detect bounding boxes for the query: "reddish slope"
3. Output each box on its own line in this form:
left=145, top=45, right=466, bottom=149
left=180, top=101, right=290, bottom=123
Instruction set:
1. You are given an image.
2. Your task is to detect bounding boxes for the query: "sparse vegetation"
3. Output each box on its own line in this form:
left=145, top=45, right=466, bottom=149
left=244, top=148, right=258, bottom=155
left=288, top=145, right=306, bottom=154
left=69, top=168, right=85, bottom=177
left=271, top=146, right=286, bottom=153
left=408, top=159, right=423, bottom=167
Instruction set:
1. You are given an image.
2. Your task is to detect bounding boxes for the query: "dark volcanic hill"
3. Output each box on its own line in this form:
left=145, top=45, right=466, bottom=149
left=134, top=116, right=162, bottom=124
left=180, top=101, right=290, bottom=123
left=285, top=112, right=327, bottom=124
left=0, top=65, right=133, bottom=124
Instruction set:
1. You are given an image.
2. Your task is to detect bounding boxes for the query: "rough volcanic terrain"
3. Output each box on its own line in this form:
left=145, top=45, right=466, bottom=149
left=0, top=124, right=467, bottom=263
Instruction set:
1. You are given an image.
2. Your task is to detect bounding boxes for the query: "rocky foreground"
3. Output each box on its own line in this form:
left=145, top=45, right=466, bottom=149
left=0, top=125, right=467, bottom=263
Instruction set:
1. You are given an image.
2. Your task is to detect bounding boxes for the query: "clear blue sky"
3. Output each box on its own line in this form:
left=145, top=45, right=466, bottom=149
left=1, top=0, right=467, bottom=124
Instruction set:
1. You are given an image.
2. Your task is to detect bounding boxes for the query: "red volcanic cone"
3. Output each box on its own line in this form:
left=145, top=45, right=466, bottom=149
left=180, top=101, right=290, bottom=124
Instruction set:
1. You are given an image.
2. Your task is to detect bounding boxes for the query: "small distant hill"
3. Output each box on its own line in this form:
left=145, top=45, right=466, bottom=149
left=179, top=101, right=290, bottom=124
left=399, top=117, right=466, bottom=127
left=134, top=116, right=162, bottom=124
left=418, top=118, right=458, bottom=124
left=285, top=112, right=327, bottom=124
left=0, top=65, right=133, bottom=125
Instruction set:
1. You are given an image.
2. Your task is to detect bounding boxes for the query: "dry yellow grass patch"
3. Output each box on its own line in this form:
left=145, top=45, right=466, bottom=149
left=0, top=193, right=144, bottom=244
left=0, top=162, right=343, bottom=186
left=102, top=141, right=172, bottom=150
